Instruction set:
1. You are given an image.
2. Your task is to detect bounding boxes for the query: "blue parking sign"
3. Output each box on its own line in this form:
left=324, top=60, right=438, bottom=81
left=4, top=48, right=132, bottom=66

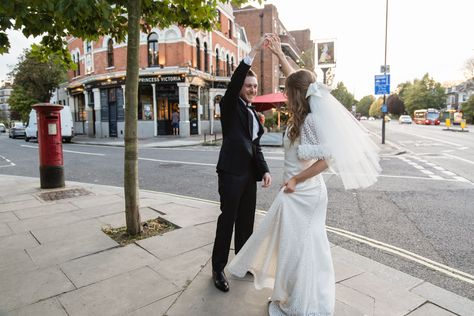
left=375, top=74, right=390, bottom=95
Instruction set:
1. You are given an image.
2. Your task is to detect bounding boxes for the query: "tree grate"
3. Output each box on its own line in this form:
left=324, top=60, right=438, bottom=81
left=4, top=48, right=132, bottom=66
left=38, top=188, right=94, bottom=201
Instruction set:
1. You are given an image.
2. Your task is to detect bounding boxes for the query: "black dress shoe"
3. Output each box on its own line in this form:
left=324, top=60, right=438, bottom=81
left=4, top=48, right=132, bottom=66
left=212, top=270, right=229, bottom=292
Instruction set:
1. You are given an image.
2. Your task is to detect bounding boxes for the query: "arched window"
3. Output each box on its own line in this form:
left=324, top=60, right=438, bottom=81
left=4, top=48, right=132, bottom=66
left=147, top=33, right=159, bottom=67
left=196, top=38, right=201, bottom=70
left=215, top=48, right=220, bottom=76
left=107, top=39, right=114, bottom=67
left=204, top=42, right=209, bottom=73
left=226, top=54, right=230, bottom=77
left=76, top=52, right=80, bottom=76
left=231, top=56, right=234, bottom=72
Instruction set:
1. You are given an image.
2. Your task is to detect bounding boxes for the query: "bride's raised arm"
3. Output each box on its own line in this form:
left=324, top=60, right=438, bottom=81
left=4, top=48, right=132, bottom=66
left=266, top=34, right=295, bottom=77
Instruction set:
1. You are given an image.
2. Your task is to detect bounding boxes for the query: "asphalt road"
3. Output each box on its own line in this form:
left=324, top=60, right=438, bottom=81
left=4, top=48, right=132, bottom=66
left=1, top=121, right=473, bottom=299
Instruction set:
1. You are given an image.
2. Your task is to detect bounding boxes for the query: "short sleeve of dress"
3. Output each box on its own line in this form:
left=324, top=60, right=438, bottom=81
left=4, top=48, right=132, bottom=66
left=297, top=115, right=331, bottom=161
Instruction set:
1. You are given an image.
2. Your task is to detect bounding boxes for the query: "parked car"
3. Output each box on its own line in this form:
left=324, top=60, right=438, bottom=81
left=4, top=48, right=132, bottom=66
left=368, top=116, right=375, bottom=121
left=360, top=116, right=368, bottom=120
left=8, top=122, right=26, bottom=139
left=0, top=123, right=6, bottom=133
left=384, top=115, right=391, bottom=122
left=399, top=115, right=413, bottom=124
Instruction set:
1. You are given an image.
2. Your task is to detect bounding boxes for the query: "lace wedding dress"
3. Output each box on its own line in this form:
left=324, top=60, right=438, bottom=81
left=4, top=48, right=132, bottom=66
left=228, top=114, right=335, bottom=316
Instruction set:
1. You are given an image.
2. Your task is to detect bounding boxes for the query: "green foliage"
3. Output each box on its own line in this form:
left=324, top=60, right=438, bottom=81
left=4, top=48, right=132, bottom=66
left=462, top=95, right=474, bottom=123
left=264, top=115, right=276, bottom=129
left=0, top=0, right=251, bottom=61
left=397, top=73, right=445, bottom=115
left=356, top=95, right=375, bottom=117
left=9, top=49, right=67, bottom=102
left=369, top=97, right=383, bottom=117
left=330, top=82, right=356, bottom=110
left=8, top=85, right=39, bottom=122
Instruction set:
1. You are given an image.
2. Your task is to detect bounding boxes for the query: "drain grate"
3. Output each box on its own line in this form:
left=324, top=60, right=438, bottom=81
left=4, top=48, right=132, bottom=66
left=38, top=188, right=94, bottom=201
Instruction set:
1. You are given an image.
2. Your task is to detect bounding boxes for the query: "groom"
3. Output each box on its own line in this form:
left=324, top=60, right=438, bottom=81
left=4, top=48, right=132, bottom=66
left=212, top=36, right=272, bottom=292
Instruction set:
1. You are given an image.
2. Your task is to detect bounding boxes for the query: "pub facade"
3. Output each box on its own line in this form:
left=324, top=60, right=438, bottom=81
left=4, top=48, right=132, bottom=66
left=63, top=4, right=251, bottom=138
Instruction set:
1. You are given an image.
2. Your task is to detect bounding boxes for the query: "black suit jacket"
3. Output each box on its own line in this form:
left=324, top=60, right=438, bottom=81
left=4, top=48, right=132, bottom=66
left=216, top=60, right=269, bottom=181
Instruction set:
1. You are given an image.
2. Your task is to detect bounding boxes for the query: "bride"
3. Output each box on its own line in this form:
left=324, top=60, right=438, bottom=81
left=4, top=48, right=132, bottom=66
left=228, top=35, right=381, bottom=315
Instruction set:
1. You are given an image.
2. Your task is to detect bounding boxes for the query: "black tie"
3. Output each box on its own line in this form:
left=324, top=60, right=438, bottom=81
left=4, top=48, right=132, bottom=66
left=247, top=104, right=255, bottom=110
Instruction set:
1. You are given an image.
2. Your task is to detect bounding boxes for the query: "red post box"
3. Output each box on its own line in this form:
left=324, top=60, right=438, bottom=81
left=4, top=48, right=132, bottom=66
left=33, top=103, right=65, bottom=189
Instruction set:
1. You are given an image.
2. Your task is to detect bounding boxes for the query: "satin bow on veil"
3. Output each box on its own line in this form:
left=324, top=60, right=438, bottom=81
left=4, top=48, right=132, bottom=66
left=305, top=82, right=381, bottom=190
left=305, top=82, right=322, bottom=98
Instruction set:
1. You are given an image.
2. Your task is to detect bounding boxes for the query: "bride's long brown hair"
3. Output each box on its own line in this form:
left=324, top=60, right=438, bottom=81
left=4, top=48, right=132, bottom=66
left=285, top=69, right=317, bottom=144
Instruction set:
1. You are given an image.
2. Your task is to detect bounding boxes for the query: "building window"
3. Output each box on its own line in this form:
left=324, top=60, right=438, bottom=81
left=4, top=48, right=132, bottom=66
left=196, top=38, right=201, bottom=70
left=74, top=95, right=86, bottom=122
left=231, top=56, right=234, bottom=72
left=147, top=32, right=159, bottom=67
left=107, top=39, right=114, bottom=67
left=138, top=85, right=154, bottom=120
left=204, top=42, right=209, bottom=73
left=215, top=49, right=220, bottom=76
left=76, top=52, right=80, bottom=76
left=228, top=20, right=233, bottom=39
left=226, top=54, right=230, bottom=77
left=86, top=41, right=92, bottom=53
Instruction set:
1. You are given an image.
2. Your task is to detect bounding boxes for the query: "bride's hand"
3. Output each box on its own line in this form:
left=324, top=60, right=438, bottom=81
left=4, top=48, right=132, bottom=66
left=282, top=178, right=296, bottom=193
left=266, top=34, right=283, bottom=56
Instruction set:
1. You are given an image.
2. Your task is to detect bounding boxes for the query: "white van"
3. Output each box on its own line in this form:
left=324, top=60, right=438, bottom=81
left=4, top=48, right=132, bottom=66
left=25, top=107, right=74, bottom=143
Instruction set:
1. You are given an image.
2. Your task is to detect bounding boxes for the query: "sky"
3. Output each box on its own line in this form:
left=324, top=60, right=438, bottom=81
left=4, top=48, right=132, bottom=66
left=1, top=0, right=473, bottom=99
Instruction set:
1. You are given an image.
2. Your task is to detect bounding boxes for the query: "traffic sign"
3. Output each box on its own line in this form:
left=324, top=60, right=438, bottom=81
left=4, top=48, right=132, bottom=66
left=375, top=74, right=390, bottom=95
left=381, top=104, right=388, bottom=113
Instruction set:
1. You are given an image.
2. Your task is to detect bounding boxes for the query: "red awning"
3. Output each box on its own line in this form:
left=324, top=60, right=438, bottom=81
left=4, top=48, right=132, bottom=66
left=252, top=92, right=287, bottom=112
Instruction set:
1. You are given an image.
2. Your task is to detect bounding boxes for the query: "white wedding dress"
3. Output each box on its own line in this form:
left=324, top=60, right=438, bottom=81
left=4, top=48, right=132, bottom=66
left=228, top=115, right=335, bottom=316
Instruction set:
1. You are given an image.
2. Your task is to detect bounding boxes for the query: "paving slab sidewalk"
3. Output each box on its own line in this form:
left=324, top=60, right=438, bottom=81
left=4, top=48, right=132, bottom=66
left=0, top=174, right=473, bottom=315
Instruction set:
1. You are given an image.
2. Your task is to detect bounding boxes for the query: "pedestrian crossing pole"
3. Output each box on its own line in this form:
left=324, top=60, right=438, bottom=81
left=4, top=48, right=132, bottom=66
left=381, top=0, right=389, bottom=145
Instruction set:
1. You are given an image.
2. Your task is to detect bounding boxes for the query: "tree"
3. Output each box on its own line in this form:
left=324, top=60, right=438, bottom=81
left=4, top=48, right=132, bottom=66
left=386, top=94, right=405, bottom=116
left=8, top=86, right=39, bottom=122
left=464, top=57, right=474, bottom=80
left=356, top=95, right=375, bottom=117
left=331, top=82, right=356, bottom=110
left=1, top=0, right=252, bottom=235
left=398, top=73, right=445, bottom=115
left=8, top=50, right=67, bottom=121
left=369, top=97, right=383, bottom=117
left=462, top=95, right=474, bottom=123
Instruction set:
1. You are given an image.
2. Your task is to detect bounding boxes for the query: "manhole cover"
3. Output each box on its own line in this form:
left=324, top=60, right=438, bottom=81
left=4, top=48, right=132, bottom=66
left=38, top=188, right=93, bottom=201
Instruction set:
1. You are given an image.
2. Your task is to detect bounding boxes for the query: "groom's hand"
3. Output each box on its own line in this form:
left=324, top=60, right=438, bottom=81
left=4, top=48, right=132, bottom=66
left=262, top=172, right=272, bottom=188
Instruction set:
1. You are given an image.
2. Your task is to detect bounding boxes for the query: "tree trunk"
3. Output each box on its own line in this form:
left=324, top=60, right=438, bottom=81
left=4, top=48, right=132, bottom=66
left=124, top=0, right=142, bottom=235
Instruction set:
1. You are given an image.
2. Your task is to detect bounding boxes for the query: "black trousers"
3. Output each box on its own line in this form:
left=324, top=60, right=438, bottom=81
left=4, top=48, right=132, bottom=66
left=212, top=171, right=257, bottom=272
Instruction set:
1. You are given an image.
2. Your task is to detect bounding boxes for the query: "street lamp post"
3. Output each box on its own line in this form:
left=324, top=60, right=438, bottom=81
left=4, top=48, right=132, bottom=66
left=382, top=0, right=389, bottom=144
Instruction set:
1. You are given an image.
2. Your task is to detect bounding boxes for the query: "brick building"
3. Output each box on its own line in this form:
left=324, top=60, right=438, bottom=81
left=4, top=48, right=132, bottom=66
left=233, top=4, right=315, bottom=95
left=62, top=4, right=251, bottom=138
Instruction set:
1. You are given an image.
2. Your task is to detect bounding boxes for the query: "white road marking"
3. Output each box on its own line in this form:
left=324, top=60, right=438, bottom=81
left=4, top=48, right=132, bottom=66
left=139, top=157, right=215, bottom=166
left=0, top=155, right=15, bottom=168
left=429, top=175, right=444, bottom=180
left=434, top=166, right=445, bottom=171
left=420, top=170, right=434, bottom=175
left=326, top=226, right=474, bottom=285
left=21, top=144, right=105, bottom=156
left=442, top=170, right=456, bottom=176
left=389, top=129, right=463, bottom=147
left=454, top=176, right=471, bottom=183
left=443, top=153, right=474, bottom=165
left=63, top=150, right=105, bottom=156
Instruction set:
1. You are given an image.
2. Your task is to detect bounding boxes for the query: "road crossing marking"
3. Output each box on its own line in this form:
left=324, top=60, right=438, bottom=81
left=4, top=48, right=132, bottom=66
left=396, top=155, right=473, bottom=184
left=21, top=145, right=105, bottom=156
